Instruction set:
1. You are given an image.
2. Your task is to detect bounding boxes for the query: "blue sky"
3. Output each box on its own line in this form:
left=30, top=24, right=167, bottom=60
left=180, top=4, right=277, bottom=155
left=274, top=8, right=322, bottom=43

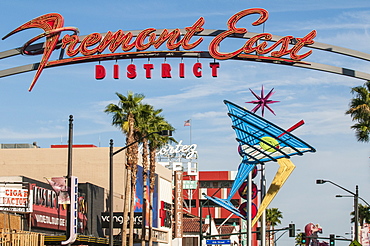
left=0, top=1, right=369, bottom=245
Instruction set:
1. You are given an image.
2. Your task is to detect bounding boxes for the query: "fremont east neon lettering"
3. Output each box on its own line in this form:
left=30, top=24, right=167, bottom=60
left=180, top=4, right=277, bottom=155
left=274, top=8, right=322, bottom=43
left=2, top=8, right=316, bottom=91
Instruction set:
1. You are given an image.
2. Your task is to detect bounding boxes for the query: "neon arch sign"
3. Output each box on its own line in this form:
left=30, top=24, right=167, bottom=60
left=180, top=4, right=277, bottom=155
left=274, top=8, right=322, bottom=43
left=1, top=8, right=369, bottom=91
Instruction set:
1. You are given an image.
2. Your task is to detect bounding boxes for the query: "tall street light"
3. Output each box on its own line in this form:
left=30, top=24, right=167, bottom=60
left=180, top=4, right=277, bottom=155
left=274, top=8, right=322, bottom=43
left=335, top=195, right=370, bottom=207
left=62, top=115, right=76, bottom=246
left=108, top=130, right=172, bottom=246
left=316, top=179, right=359, bottom=241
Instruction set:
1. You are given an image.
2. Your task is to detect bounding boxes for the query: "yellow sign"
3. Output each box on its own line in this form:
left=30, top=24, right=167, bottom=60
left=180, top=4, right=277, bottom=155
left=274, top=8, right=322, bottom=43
left=252, top=158, right=295, bottom=226
left=349, top=240, right=362, bottom=246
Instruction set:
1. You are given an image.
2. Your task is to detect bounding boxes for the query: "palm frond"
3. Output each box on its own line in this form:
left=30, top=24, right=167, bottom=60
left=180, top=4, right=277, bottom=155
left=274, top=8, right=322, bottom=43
left=346, top=81, right=370, bottom=142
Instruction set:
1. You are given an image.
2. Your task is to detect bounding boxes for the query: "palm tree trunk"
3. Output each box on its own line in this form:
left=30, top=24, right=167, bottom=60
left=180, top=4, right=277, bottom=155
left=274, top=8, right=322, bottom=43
left=266, top=224, right=271, bottom=246
left=121, top=166, right=131, bottom=246
left=122, top=113, right=135, bottom=246
left=141, top=139, right=149, bottom=246
left=129, top=163, right=137, bottom=246
left=148, top=146, right=157, bottom=246
left=129, top=140, right=139, bottom=246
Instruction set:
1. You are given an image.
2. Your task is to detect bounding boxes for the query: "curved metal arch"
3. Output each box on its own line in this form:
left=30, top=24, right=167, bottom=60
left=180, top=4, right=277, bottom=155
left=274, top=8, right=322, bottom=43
left=1, top=51, right=370, bottom=81
left=1, top=29, right=370, bottom=80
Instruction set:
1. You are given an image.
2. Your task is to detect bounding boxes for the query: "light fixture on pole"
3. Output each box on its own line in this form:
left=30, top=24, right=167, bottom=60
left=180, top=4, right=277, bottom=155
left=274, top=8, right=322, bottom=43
left=108, top=130, right=172, bottom=246
left=335, top=195, right=370, bottom=207
left=316, top=179, right=359, bottom=242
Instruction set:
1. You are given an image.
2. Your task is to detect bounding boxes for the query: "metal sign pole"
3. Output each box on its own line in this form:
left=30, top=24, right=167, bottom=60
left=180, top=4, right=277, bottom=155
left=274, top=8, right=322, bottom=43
left=247, top=171, right=252, bottom=246
left=261, top=164, right=266, bottom=246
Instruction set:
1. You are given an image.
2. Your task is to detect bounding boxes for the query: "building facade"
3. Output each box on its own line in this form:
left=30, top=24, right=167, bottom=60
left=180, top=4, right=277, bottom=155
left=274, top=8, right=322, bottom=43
left=0, top=144, right=173, bottom=245
left=183, top=171, right=241, bottom=225
left=181, top=170, right=259, bottom=246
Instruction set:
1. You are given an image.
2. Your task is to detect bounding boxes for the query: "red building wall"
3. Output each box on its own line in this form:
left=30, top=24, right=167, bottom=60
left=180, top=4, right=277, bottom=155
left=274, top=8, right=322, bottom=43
left=183, top=171, right=257, bottom=222
left=183, top=170, right=259, bottom=246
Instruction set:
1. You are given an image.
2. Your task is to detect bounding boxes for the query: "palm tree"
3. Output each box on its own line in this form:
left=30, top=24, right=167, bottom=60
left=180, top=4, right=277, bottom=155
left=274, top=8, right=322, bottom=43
left=105, top=91, right=145, bottom=246
left=105, top=92, right=175, bottom=246
left=346, top=81, right=370, bottom=143
left=350, top=203, right=370, bottom=226
left=147, top=118, right=175, bottom=246
left=134, top=103, right=163, bottom=246
left=266, top=208, right=283, bottom=246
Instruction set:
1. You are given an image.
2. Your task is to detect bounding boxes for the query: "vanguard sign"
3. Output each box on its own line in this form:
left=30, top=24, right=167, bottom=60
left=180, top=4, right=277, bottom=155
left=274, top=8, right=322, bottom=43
left=1, top=8, right=317, bottom=91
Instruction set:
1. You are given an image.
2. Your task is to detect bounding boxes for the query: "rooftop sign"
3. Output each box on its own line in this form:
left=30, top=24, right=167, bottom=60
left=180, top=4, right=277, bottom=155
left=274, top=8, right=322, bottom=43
left=157, top=140, right=197, bottom=160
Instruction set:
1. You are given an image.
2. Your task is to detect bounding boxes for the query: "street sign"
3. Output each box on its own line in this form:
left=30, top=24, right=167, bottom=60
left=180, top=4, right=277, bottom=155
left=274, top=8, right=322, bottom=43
left=206, top=239, right=231, bottom=245
left=183, top=180, right=197, bottom=189
left=349, top=240, right=362, bottom=246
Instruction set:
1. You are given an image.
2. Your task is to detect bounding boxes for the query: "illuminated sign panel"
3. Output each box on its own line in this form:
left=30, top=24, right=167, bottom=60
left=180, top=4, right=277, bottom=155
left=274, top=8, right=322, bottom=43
left=95, top=62, right=220, bottom=80
left=174, top=171, right=183, bottom=238
left=2, top=8, right=316, bottom=91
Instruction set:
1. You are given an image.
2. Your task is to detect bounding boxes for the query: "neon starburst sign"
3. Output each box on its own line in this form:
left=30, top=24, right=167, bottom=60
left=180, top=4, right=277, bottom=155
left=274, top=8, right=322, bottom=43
left=245, top=85, right=279, bottom=117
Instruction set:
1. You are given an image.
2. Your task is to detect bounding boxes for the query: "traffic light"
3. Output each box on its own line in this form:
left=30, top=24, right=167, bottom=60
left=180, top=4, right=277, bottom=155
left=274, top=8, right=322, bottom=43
left=301, top=233, right=306, bottom=244
left=256, top=227, right=261, bottom=240
left=329, top=234, right=335, bottom=246
left=289, top=223, right=295, bottom=237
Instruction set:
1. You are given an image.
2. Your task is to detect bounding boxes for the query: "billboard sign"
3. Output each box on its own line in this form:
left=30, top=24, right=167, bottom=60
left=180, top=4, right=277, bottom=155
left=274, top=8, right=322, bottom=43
left=135, top=165, right=158, bottom=227
left=101, top=212, right=142, bottom=228
left=32, top=184, right=67, bottom=230
left=31, top=182, right=87, bottom=232
left=0, top=186, right=32, bottom=213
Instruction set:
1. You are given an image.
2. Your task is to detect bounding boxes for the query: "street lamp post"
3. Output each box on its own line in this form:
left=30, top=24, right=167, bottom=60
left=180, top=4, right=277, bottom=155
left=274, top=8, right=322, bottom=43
left=336, top=195, right=370, bottom=207
left=67, top=115, right=73, bottom=246
left=316, top=179, right=359, bottom=241
left=62, top=115, right=74, bottom=246
left=108, top=130, right=172, bottom=246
